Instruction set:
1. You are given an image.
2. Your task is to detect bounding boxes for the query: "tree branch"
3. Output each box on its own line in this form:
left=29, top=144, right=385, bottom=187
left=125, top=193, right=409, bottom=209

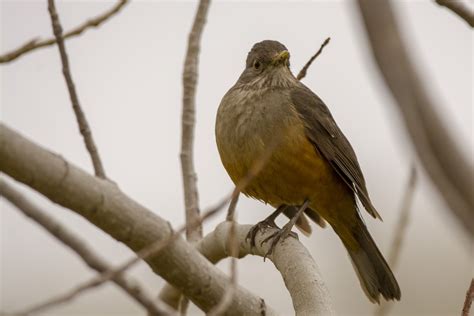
left=159, top=220, right=336, bottom=315
left=375, top=166, right=417, bottom=316
left=208, top=195, right=240, bottom=315
left=462, top=278, right=474, bottom=316
left=386, top=166, right=417, bottom=269
left=9, top=193, right=229, bottom=316
left=0, top=179, right=174, bottom=316
left=180, top=0, right=211, bottom=242
left=0, top=0, right=128, bottom=64
left=198, top=222, right=335, bottom=315
left=47, top=0, right=107, bottom=179
left=0, top=123, right=277, bottom=316
left=435, top=0, right=474, bottom=27
left=296, top=37, right=331, bottom=80
left=356, top=0, right=474, bottom=237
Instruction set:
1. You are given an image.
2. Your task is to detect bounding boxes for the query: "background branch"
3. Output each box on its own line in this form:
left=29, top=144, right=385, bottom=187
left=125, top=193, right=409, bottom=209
left=0, top=179, right=174, bottom=316
left=434, top=0, right=473, bottom=27
left=386, top=167, right=417, bottom=269
left=296, top=37, right=331, bottom=80
left=462, top=279, right=474, bottom=316
left=0, top=123, right=276, bottom=315
left=180, top=0, right=211, bottom=242
left=357, top=0, right=474, bottom=237
left=48, top=0, right=106, bottom=179
left=0, top=0, right=128, bottom=64
left=375, top=166, right=418, bottom=316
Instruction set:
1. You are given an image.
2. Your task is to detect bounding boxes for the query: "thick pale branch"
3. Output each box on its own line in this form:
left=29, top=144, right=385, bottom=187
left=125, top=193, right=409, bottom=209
left=0, top=179, right=174, bottom=316
left=162, top=222, right=335, bottom=315
left=48, top=0, right=106, bottom=179
left=198, top=222, right=335, bottom=316
left=435, top=0, right=473, bottom=27
left=0, top=0, right=128, bottom=64
left=0, top=123, right=276, bottom=316
left=9, top=192, right=228, bottom=315
left=357, top=0, right=474, bottom=237
left=180, top=0, right=211, bottom=242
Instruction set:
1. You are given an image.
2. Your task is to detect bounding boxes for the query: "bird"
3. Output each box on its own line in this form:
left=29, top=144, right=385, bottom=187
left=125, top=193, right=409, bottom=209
left=215, top=40, right=401, bottom=303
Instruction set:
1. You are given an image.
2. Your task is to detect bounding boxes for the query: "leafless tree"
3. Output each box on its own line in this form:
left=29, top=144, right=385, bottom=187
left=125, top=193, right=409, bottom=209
left=1, top=0, right=471, bottom=315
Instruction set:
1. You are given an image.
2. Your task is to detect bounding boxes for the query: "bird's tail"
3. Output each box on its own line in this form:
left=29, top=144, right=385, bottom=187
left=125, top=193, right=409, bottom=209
left=337, top=218, right=401, bottom=303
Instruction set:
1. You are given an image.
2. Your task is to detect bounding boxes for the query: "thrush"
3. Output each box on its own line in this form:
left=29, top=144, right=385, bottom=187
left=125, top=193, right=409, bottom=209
left=215, top=40, right=400, bottom=303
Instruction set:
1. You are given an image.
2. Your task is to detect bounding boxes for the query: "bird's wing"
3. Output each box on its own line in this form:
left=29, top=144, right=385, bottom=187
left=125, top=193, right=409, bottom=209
left=290, top=85, right=381, bottom=220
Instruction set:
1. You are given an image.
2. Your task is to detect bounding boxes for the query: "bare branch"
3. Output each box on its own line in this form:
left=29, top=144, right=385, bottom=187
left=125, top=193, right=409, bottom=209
left=0, top=179, right=174, bottom=316
left=199, top=222, right=335, bottom=315
left=162, top=220, right=336, bottom=315
left=375, top=166, right=417, bottom=316
left=47, top=0, right=107, bottom=179
left=208, top=197, right=240, bottom=316
left=0, top=0, right=128, bottom=64
left=0, top=123, right=277, bottom=315
left=462, top=279, right=474, bottom=316
left=158, top=286, right=182, bottom=311
left=180, top=0, right=211, bottom=242
left=225, top=192, right=239, bottom=221
left=357, top=0, right=474, bottom=237
left=386, top=166, right=417, bottom=268
left=12, top=187, right=232, bottom=316
left=296, top=37, right=331, bottom=81
left=435, top=0, right=474, bottom=27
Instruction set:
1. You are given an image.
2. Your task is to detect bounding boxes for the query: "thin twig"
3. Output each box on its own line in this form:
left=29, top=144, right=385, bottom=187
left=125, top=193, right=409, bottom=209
left=180, top=0, right=211, bottom=242
left=48, top=0, right=107, bottom=179
left=208, top=195, right=239, bottom=316
left=296, top=37, right=331, bottom=80
left=0, top=179, right=174, bottom=316
left=462, top=279, right=474, bottom=316
left=387, top=166, right=417, bottom=268
left=0, top=0, right=128, bottom=64
left=178, top=298, right=189, bottom=316
left=225, top=192, right=239, bottom=221
left=375, top=166, right=417, bottom=316
left=435, top=0, right=473, bottom=27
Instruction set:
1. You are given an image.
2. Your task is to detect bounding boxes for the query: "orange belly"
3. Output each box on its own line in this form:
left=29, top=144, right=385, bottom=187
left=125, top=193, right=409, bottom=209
left=220, top=116, right=355, bottom=224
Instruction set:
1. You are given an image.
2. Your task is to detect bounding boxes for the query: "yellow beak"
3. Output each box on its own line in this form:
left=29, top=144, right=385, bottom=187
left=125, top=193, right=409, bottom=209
left=272, top=50, right=289, bottom=65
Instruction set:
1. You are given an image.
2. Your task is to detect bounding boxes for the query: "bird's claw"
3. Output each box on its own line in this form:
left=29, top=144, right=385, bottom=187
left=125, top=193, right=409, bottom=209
left=261, top=226, right=298, bottom=260
left=246, top=219, right=279, bottom=249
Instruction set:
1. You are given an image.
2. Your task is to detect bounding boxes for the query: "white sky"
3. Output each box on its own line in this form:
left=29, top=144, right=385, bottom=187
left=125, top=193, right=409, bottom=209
left=1, top=1, right=472, bottom=315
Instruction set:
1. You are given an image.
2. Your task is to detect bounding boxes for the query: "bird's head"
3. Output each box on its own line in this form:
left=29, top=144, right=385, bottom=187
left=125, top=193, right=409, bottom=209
left=237, top=40, right=296, bottom=88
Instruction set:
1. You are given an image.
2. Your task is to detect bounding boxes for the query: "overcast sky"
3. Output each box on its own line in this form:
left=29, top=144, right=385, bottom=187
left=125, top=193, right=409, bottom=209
left=1, top=1, right=472, bottom=315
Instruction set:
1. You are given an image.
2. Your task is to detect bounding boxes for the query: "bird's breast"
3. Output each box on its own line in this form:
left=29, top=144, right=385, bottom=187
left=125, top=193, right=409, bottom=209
left=216, top=87, right=292, bottom=169
left=216, top=87, right=333, bottom=205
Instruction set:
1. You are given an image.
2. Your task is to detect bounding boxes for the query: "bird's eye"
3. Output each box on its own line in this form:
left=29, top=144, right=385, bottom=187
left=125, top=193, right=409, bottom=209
left=253, top=60, right=261, bottom=70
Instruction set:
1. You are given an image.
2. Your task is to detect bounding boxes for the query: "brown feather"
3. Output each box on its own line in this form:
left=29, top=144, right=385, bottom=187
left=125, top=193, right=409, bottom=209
left=290, top=85, right=382, bottom=220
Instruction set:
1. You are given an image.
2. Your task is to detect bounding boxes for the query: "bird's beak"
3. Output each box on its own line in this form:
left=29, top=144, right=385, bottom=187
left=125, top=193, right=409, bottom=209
left=272, top=50, right=289, bottom=66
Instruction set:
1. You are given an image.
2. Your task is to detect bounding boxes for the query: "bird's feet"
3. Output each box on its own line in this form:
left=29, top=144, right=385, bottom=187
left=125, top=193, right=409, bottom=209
left=260, top=221, right=299, bottom=260
left=246, top=218, right=279, bottom=249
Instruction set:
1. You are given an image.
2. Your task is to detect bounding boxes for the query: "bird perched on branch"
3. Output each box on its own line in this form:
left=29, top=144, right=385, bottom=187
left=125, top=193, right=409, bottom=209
left=215, top=40, right=400, bottom=303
